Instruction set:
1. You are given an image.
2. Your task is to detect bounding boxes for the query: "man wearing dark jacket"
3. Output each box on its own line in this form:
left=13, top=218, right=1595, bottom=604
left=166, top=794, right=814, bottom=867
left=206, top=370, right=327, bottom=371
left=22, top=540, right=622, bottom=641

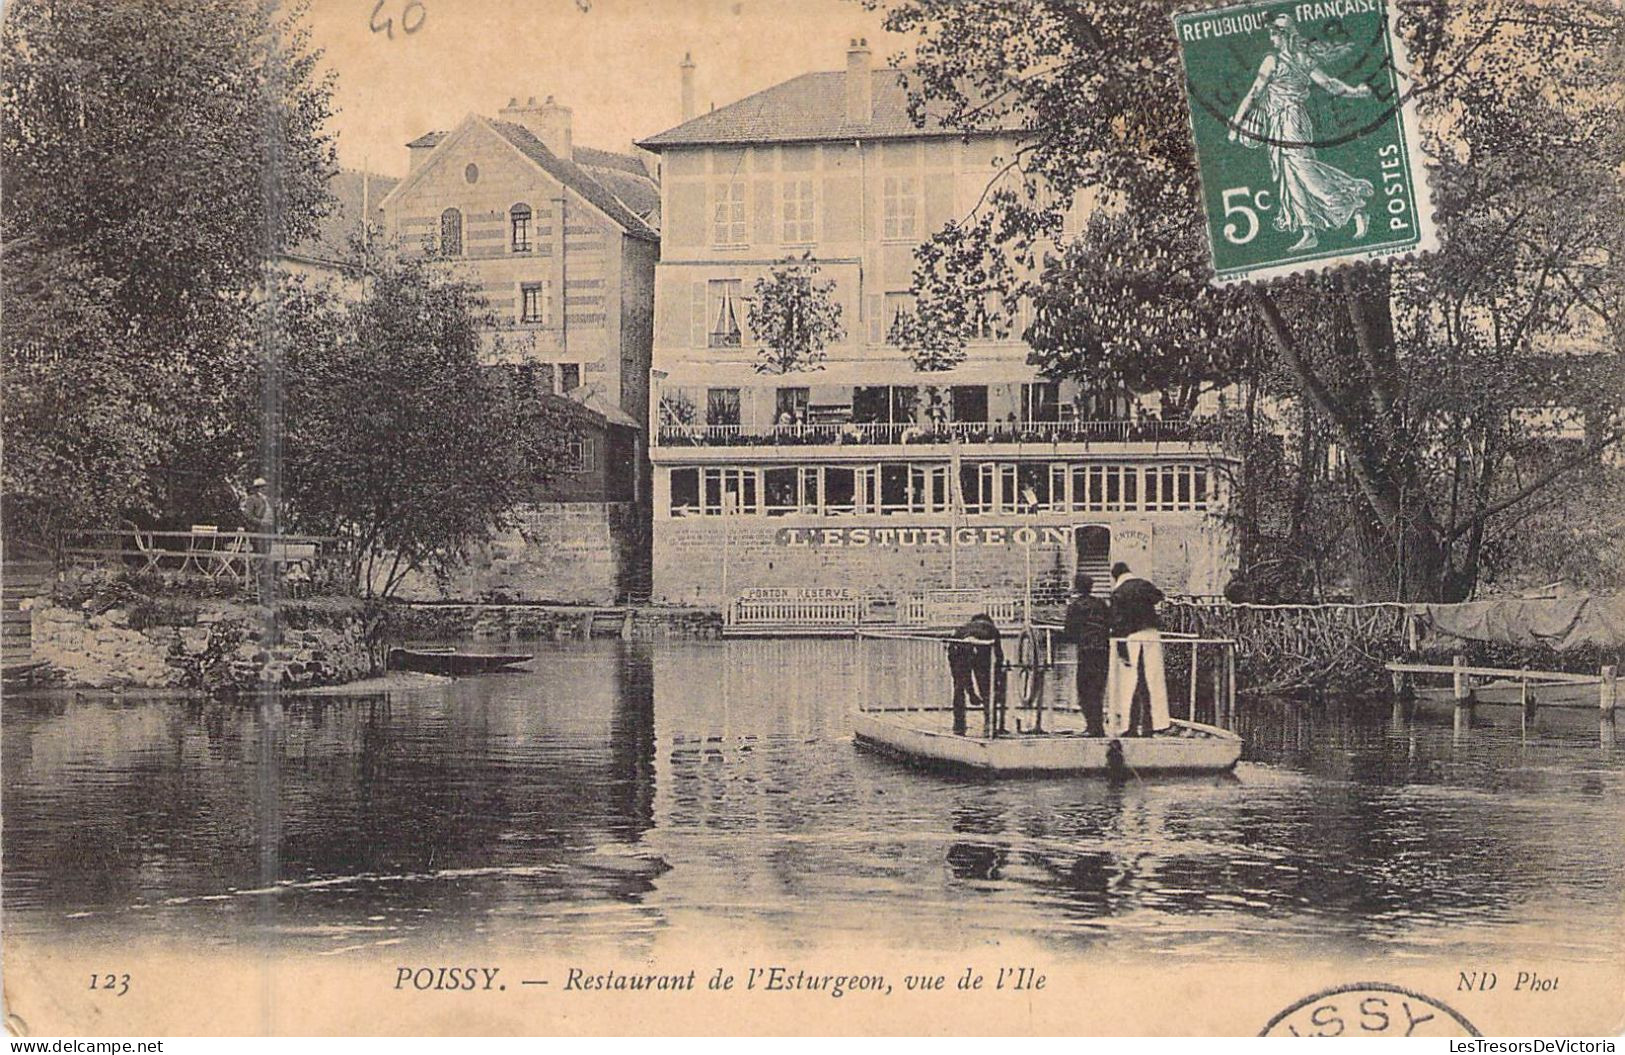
left=1109, top=561, right=1169, bottom=737
left=947, top=613, right=1003, bottom=735
left=1061, top=572, right=1110, bottom=736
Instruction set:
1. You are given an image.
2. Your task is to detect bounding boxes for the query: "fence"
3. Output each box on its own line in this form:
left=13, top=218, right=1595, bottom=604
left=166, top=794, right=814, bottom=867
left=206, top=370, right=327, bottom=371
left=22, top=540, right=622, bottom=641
left=897, top=590, right=1022, bottom=628
left=656, top=418, right=1212, bottom=448
left=62, top=526, right=350, bottom=597
left=854, top=625, right=1238, bottom=734
left=726, top=594, right=864, bottom=631
left=1165, top=599, right=1410, bottom=692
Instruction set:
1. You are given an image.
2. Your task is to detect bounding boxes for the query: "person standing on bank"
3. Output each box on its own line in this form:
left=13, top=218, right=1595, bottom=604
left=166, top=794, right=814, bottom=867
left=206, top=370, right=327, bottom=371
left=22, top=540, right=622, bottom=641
left=1062, top=572, right=1110, bottom=737
left=947, top=612, right=1004, bottom=736
left=1108, top=561, right=1170, bottom=738
left=238, top=477, right=275, bottom=599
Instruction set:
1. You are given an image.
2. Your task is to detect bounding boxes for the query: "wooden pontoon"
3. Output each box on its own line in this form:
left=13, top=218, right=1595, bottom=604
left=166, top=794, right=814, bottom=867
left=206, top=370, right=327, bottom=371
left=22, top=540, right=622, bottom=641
left=853, top=709, right=1241, bottom=775
left=851, top=626, right=1244, bottom=776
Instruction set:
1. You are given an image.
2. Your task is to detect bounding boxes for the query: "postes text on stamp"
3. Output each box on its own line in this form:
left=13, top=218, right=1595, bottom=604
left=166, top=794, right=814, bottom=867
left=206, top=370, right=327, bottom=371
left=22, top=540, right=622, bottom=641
left=1173, top=0, right=1436, bottom=285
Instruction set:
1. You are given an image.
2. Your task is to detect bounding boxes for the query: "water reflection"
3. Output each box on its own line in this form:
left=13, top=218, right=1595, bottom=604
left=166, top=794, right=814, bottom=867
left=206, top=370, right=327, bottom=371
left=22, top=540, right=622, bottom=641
left=4, top=639, right=1622, bottom=961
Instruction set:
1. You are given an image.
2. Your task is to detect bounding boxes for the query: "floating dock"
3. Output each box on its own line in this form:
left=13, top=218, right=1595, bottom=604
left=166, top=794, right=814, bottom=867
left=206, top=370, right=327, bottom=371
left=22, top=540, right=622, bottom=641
left=853, top=708, right=1241, bottom=775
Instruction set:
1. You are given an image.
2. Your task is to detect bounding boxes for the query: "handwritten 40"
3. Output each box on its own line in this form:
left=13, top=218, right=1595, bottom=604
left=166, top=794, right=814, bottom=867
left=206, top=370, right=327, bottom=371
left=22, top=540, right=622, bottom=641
left=370, top=0, right=426, bottom=39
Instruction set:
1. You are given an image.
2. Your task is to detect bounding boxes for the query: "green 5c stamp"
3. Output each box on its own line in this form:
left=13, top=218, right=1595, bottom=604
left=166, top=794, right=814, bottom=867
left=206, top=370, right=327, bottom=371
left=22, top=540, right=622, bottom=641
left=1173, top=0, right=1436, bottom=284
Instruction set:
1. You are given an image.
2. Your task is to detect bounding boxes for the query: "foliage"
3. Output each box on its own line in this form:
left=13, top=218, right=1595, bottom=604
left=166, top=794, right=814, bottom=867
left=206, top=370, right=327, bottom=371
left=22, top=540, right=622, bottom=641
left=747, top=253, right=846, bottom=374
left=1, top=0, right=337, bottom=545
left=892, top=209, right=1024, bottom=371
left=268, top=253, right=579, bottom=599
left=875, top=0, right=1624, bottom=600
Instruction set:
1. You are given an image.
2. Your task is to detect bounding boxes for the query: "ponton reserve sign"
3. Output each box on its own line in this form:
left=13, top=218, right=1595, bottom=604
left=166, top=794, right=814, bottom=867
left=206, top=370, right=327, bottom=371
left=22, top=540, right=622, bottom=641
left=775, top=525, right=1078, bottom=548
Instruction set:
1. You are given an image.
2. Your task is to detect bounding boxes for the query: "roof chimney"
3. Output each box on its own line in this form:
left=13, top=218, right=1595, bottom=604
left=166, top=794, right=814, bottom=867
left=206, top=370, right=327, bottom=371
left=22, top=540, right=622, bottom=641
left=500, top=94, right=573, bottom=159
left=680, top=52, right=697, bottom=123
left=845, top=38, right=873, bottom=125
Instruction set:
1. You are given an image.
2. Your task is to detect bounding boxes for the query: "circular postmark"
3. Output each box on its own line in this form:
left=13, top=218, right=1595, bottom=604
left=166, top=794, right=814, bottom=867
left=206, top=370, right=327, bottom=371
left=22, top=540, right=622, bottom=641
left=1261, top=982, right=1481, bottom=1037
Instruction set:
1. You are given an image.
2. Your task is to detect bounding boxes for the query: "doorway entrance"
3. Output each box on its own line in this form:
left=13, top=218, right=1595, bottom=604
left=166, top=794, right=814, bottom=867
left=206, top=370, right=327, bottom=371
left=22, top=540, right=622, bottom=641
left=1074, top=525, right=1112, bottom=594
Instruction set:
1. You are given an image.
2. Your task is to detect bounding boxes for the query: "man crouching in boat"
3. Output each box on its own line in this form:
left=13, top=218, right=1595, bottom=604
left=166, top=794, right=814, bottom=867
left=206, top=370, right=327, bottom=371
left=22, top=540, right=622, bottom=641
left=947, top=613, right=1004, bottom=736
left=1108, top=562, right=1170, bottom=738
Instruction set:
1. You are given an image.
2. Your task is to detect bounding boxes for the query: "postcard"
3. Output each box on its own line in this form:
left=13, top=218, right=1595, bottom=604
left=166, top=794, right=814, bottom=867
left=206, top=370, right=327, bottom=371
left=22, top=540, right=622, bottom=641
left=3, top=0, right=1621, bottom=1037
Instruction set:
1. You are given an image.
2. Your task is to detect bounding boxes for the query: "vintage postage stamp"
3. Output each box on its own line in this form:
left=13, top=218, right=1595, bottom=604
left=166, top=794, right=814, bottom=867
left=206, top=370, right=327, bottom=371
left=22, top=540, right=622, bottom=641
left=1173, top=0, right=1437, bottom=285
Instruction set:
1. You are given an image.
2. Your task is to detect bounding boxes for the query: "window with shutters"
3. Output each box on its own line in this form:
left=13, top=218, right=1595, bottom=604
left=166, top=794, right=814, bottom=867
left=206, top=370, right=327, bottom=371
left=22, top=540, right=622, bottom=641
left=1021, top=381, right=1061, bottom=423
left=883, top=292, right=915, bottom=345
left=971, top=295, right=1012, bottom=340
left=713, top=181, right=747, bottom=246
left=520, top=281, right=550, bottom=324
left=882, top=176, right=919, bottom=240
left=510, top=204, right=532, bottom=252
left=563, top=437, right=594, bottom=474
left=706, top=279, right=743, bottom=347
left=705, top=387, right=741, bottom=427
left=782, top=179, right=815, bottom=244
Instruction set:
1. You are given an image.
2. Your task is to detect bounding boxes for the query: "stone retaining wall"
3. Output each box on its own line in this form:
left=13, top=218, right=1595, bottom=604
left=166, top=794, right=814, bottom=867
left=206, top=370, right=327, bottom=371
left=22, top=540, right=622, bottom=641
left=29, top=598, right=372, bottom=691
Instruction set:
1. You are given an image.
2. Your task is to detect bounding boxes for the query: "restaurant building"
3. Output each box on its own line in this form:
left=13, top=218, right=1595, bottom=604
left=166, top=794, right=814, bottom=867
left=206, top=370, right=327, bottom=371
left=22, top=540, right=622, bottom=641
left=636, top=43, right=1238, bottom=612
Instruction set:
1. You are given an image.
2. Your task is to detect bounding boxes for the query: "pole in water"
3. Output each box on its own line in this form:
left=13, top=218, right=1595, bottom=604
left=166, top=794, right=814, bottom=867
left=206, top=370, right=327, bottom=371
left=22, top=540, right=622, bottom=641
left=1105, top=738, right=1127, bottom=782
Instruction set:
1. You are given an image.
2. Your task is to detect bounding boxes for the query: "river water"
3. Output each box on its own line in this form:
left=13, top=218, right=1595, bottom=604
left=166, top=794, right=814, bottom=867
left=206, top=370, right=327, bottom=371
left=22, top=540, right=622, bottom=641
left=5, top=638, right=1622, bottom=962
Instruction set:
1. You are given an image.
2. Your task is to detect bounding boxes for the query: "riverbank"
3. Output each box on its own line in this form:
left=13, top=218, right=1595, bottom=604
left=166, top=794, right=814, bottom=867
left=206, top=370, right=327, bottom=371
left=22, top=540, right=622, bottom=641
left=388, top=601, right=724, bottom=641
left=26, top=592, right=372, bottom=692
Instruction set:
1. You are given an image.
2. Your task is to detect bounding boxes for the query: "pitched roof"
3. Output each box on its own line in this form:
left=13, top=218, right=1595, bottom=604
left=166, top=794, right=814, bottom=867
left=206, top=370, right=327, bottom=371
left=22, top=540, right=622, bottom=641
left=285, top=168, right=398, bottom=266
left=567, top=381, right=641, bottom=429
left=486, top=120, right=659, bottom=241
left=406, top=130, right=447, bottom=149
left=638, top=67, right=1024, bottom=149
left=574, top=145, right=651, bottom=177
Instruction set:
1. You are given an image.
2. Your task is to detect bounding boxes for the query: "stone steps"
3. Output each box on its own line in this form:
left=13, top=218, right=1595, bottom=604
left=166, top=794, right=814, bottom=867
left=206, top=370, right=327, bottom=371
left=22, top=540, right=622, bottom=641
left=3, top=561, right=54, bottom=662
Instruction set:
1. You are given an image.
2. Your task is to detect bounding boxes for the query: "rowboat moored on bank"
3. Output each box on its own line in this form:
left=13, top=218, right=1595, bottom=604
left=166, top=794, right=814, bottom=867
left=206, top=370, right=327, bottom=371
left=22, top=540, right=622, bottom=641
left=388, top=647, right=533, bottom=675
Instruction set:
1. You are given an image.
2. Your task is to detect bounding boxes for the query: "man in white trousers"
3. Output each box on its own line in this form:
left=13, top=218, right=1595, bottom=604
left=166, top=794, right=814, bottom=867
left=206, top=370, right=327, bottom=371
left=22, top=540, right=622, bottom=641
left=1107, top=561, right=1170, bottom=737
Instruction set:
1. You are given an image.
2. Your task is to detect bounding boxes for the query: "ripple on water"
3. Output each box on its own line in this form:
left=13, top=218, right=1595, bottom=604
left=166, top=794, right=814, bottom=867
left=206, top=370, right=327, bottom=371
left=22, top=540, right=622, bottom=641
left=3, top=639, right=1623, bottom=961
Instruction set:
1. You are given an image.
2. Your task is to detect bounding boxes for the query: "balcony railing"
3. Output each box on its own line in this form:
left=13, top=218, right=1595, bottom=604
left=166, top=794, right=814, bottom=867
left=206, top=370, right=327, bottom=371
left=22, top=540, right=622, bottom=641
left=654, top=418, right=1214, bottom=448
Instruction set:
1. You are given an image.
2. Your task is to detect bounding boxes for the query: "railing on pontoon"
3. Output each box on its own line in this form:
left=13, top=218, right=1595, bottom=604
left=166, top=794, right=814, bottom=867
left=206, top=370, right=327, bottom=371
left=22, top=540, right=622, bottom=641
left=853, top=625, right=1240, bottom=737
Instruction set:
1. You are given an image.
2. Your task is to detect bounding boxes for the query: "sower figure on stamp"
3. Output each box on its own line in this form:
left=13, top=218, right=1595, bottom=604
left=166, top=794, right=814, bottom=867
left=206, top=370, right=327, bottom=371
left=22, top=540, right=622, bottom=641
left=1228, top=13, right=1374, bottom=252
left=1108, top=562, right=1170, bottom=738
left=1062, top=572, right=1110, bottom=737
left=947, top=612, right=1003, bottom=736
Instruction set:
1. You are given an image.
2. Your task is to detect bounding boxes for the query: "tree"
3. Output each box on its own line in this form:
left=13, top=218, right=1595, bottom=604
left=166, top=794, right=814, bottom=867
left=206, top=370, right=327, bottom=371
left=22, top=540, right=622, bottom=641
left=747, top=253, right=846, bottom=375
left=270, top=252, right=579, bottom=599
left=1, top=0, right=336, bottom=545
left=876, top=0, right=1623, bottom=599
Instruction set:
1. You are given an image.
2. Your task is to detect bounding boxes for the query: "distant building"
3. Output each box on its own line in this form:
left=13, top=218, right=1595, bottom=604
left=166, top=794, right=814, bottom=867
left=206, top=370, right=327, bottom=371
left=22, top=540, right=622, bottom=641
left=636, top=42, right=1238, bottom=611
left=378, top=97, right=658, bottom=423
left=278, top=169, right=398, bottom=289
left=379, top=96, right=661, bottom=603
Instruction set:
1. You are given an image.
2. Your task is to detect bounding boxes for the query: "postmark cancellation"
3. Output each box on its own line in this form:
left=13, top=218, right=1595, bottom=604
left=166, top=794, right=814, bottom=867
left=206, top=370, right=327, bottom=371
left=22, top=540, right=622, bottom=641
left=1174, top=0, right=1437, bottom=285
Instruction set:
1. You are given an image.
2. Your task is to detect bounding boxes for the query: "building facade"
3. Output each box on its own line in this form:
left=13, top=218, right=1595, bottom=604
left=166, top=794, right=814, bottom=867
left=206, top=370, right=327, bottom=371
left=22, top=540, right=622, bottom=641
left=637, top=42, right=1238, bottom=610
left=378, top=97, right=660, bottom=602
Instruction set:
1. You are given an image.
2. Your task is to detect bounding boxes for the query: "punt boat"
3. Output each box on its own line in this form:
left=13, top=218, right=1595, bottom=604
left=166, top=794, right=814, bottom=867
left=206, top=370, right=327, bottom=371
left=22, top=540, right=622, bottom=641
left=388, top=647, right=533, bottom=675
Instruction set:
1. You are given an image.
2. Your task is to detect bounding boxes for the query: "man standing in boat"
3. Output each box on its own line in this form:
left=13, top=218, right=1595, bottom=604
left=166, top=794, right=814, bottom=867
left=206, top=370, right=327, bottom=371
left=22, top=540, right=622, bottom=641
left=947, top=612, right=1003, bottom=736
left=1109, top=562, right=1170, bottom=737
left=1062, top=572, right=1110, bottom=737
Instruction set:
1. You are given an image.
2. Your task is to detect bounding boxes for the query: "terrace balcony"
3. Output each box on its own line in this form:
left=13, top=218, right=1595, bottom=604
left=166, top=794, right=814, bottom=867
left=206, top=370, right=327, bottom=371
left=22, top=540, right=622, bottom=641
left=653, top=417, right=1217, bottom=449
